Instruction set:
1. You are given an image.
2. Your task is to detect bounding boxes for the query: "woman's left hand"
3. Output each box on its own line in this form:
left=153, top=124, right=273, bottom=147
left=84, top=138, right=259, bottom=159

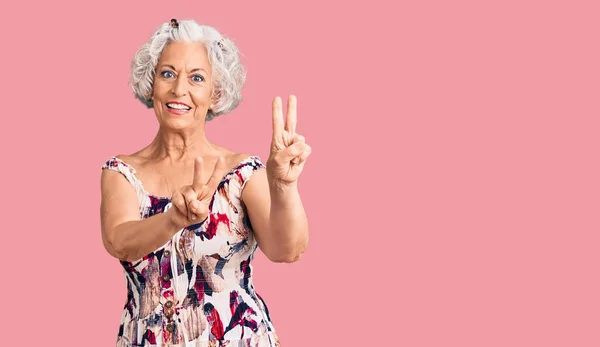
left=266, top=95, right=312, bottom=186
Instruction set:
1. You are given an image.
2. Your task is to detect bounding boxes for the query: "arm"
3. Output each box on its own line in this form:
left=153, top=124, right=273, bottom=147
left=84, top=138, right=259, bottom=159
left=242, top=168, right=309, bottom=263
left=100, top=169, right=180, bottom=262
left=100, top=156, right=228, bottom=263
left=243, top=95, right=312, bottom=263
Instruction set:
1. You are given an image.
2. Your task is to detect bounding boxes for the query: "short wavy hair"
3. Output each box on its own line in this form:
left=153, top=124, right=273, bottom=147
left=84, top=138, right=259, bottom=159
left=130, top=19, right=246, bottom=121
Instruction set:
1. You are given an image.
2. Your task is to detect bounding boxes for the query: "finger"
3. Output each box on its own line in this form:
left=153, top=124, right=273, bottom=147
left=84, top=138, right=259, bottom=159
left=191, top=156, right=205, bottom=191
left=272, top=96, right=284, bottom=140
left=283, top=131, right=305, bottom=147
left=282, top=131, right=293, bottom=148
left=170, top=192, right=190, bottom=227
left=171, top=191, right=187, bottom=215
left=189, top=199, right=205, bottom=218
left=205, top=156, right=227, bottom=193
left=282, top=141, right=306, bottom=161
left=297, top=145, right=312, bottom=165
left=285, top=95, right=297, bottom=135
left=290, top=133, right=305, bottom=145
left=283, top=133, right=304, bottom=149
left=182, top=186, right=198, bottom=205
left=292, top=143, right=310, bottom=165
left=182, top=195, right=193, bottom=221
left=182, top=186, right=199, bottom=220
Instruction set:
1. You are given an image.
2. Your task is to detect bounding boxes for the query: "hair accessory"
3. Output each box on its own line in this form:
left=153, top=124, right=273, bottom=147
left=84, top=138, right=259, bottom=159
left=217, top=38, right=226, bottom=51
left=170, top=18, right=179, bottom=29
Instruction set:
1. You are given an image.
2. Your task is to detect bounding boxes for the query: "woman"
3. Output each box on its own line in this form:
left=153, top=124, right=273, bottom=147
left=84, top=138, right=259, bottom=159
left=100, top=19, right=311, bottom=347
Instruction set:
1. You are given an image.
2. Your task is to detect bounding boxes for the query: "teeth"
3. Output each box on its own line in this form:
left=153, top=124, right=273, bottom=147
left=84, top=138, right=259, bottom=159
left=167, top=103, right=190, bottom=110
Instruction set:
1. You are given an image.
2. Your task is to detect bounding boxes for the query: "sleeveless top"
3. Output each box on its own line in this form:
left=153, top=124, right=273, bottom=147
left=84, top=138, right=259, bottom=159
left=101, top=156, right=280, bottom=347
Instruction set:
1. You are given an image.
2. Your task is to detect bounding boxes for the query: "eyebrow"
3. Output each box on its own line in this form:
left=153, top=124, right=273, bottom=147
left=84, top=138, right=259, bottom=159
left=159, top=64, right=207, bottom=73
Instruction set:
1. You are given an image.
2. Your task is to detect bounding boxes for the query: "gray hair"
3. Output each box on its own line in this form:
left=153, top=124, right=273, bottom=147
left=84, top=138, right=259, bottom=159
left=130, top=20, right=246, bottom=121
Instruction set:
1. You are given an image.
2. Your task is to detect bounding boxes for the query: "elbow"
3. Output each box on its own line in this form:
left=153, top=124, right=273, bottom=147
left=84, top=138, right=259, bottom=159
left=266, top=241, right=308, bottom=264
left=103, top=234, right=132, bottom=262
left=268, top=252, right=304, bottom=263
left=260, top=226, right=309, bottom=263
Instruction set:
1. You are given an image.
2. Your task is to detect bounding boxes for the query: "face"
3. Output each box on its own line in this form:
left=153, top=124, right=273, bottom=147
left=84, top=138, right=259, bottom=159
left=152, top=41, right=214, bottom=130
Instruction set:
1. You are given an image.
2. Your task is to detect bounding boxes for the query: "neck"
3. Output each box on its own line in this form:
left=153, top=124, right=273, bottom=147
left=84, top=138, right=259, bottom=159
left=147, top=125, right=217, bottom=162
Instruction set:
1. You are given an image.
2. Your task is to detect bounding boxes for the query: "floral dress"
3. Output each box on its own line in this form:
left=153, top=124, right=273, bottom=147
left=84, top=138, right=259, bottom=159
left=102, top=156, right=280, bottom=347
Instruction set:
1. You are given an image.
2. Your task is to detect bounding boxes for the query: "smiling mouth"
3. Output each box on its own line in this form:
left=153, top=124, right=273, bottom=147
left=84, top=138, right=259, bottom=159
left=166, top=102, right=191, bottom=111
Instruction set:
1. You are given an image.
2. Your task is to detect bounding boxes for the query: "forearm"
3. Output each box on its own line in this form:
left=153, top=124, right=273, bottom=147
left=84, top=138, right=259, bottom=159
left=106, top=211, right=180, bottom=262
left=265, top=181, right=309, bottom=262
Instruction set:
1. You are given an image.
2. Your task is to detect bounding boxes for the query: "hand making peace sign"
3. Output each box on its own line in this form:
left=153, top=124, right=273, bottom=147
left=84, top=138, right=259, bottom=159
left=267, top=95, right=312, bottom=185
left=168, top=156, right=227, bottom=229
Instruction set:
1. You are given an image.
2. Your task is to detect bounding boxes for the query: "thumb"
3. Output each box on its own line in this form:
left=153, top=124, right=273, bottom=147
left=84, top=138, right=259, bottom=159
left=282, top=141, right=305, bottom=161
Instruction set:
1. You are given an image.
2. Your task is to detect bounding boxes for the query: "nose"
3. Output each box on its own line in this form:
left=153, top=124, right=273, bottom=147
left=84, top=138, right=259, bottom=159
left=170, top=75, right=188, bottom=97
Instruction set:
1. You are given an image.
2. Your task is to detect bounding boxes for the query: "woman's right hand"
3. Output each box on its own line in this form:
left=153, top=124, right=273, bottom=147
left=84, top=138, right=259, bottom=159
left=168, top=156, right=227, bottom=229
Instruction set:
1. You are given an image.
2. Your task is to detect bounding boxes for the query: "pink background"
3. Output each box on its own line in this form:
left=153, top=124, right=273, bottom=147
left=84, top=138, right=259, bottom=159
left=2, top=0, right=599, bottom=346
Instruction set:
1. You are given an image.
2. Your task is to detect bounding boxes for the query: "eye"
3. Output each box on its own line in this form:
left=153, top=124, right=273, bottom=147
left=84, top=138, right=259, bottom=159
left=192, top=74, right=205, bottom=83
left=160, top=70, right=175, bottom=79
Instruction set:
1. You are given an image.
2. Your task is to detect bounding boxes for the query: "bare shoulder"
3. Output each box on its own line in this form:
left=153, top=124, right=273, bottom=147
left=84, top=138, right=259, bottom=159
left=228, top=152, right=265, bottom=173
left=238, top=155, right=268, bottom=196
left=216, top=147, right=256, bottom=170
left=114, top=152, right=145, bottom=168
left=102, top=153, right=130, bottom=180
left=101, top=152, right=139, bottom=196
left=235, top=152, right=270, bottom=236
left=100, top=156, right=141, bottom=233
left=220, top=150, right=264, bottom=187
left=101, top=151, right=142, bottom=210
left=231, top=152, right=256, bottom=165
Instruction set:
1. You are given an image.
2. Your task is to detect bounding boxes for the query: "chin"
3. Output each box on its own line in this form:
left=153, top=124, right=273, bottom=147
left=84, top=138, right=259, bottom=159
left=159, top=116, right=194, bottom=130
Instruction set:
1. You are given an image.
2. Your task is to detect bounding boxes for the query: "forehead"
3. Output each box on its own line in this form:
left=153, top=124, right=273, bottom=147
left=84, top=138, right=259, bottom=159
left=158, top=42, right=210, bottom=71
